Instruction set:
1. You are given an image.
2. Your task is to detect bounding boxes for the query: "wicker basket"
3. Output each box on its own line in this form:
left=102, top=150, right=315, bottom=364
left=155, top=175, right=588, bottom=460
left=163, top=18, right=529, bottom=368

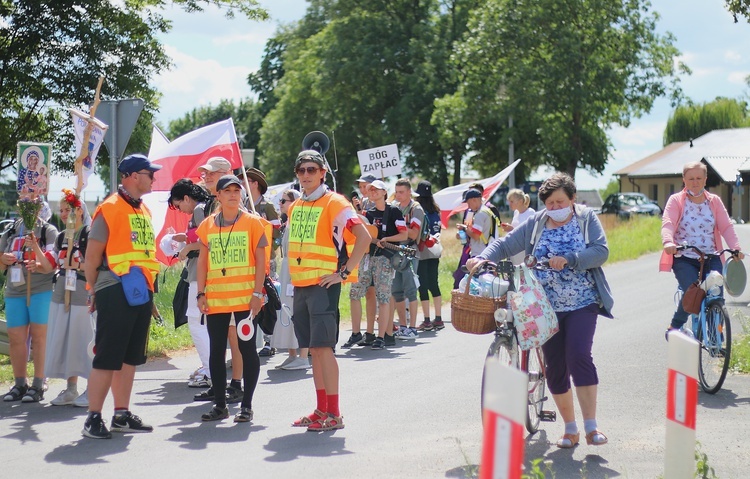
left=451, top=260, right=507, bottom=335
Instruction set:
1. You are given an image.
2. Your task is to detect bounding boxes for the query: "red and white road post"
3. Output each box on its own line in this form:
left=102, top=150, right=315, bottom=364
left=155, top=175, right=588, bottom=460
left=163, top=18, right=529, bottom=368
left=664, top=331, right=699, bottom=478
left=480, top=357, right=528, bottom=479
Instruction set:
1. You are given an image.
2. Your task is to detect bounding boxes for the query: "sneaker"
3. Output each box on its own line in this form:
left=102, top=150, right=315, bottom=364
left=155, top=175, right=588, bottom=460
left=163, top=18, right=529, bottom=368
left=3, top=384, right=28, bottom=402
left=371, top=337, right=385, bottom=350
left=234, top=407, right=253, bottom=423
left=82, top=412, right=112, bottom=439
left=50, top=388, right=79, bottom=406
left=384, top=333, right=396, bottom=347
left=282, top=357, right=310, bottom=370
left=432, top=319, right=445, bottom=330
left=187, top=374, right=212, bottom=388
left=396, top=327, right=418, bottom=340
left=21, top=386, right=44, bottom=403
left=111, top=411, right=153, bottom=433
left=226, top=386, right=243, bottom=404
left=393, top=326, right=408, bottom=338
left=275, top=356, right=297, bottom=369
left=356, top=332, right=376, bottom=346
left=258, top=343, right=276, bottom=357
left=73, top=389, right=89, bottom=408
left=417, top=320, right=433, bottom=331
left=342, top=332, right=363, bottom=348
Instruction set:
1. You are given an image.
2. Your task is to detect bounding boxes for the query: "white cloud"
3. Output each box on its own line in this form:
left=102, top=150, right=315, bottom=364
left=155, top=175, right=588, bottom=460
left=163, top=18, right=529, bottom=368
left=724, top=50, right=743, bottom=64
left=609, top=121, right=666, bottom=148
left=728, top=71, right=749, bottom=86
left=153, top=45, right=253, bottom=123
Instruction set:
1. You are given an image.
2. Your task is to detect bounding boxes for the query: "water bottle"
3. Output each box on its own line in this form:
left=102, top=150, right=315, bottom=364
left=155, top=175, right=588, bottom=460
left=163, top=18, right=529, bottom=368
left=458, top=229, right=468, bottom=245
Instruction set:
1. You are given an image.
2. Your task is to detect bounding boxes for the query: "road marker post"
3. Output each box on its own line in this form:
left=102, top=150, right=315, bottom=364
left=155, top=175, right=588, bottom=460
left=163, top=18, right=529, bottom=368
left=664, top=331, right=699, bottom=478
left=480, top=357, right=528, bottom=479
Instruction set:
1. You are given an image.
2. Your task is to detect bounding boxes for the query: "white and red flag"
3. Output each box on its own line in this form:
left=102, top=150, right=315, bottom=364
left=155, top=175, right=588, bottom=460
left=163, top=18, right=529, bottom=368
left=149, top=118, right=243, bottom=191
left=144, top=119, right=243, bottom=266
left=432, top=159, right=521, bottom=226
left=69, top=108, right=108, bottom=191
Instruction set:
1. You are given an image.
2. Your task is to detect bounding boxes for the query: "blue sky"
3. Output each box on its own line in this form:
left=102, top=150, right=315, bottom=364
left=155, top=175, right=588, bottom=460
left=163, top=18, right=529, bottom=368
left=150, top=0, right=750, bottom=192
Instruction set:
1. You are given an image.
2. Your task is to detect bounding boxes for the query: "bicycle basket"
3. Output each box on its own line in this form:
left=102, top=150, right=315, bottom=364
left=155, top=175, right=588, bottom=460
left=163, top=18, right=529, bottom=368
left=450, top=260, right=507, bottom=335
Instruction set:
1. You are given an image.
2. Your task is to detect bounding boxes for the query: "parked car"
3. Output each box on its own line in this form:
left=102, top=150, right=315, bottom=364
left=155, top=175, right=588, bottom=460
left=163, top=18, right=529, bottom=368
left=600, top=192, right=662, bottom=218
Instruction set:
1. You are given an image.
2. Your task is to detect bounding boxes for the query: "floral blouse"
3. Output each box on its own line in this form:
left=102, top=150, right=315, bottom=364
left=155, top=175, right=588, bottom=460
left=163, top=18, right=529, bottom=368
left=535, top=218, right=599, bottom=312
left=674, top=200, right=716, bottom=260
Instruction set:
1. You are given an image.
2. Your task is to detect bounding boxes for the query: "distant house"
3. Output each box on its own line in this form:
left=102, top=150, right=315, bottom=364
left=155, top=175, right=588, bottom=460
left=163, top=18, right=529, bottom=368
left=615, top=128, right=750, bottom=221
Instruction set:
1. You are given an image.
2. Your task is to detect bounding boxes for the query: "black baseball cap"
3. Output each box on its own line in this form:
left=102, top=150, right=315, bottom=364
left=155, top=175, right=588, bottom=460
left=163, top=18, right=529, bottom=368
left=216, top=175, right=243, bottom=191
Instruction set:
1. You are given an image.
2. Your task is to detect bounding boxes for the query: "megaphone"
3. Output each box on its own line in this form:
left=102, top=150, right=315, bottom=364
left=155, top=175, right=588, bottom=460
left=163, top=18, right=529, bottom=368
left=302, top=131, right=330, bottom=155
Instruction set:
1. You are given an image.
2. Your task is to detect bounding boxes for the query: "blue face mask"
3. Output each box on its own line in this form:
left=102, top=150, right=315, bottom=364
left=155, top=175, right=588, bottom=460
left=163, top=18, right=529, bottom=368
left=546, top=205, right=572, bottom=222
left=687, top=188, right=705, bottom=197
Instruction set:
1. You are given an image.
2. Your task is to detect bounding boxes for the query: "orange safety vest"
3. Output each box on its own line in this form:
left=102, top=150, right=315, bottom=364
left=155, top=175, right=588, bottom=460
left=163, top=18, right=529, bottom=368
left=287, top=192, right=353, bottom=287
left=94, top=194, right=159, bottom=290
left=196, top=211, right=266, bottom=314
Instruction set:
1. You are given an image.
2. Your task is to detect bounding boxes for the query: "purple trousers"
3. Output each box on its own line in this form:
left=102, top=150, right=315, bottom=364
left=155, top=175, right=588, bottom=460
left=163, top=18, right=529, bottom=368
left=541, top=303, right=600, bottom=394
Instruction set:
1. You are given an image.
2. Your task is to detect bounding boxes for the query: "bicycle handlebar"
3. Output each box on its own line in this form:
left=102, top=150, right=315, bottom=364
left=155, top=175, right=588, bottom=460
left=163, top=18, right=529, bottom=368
left=675, top=245, right=741, bottom=258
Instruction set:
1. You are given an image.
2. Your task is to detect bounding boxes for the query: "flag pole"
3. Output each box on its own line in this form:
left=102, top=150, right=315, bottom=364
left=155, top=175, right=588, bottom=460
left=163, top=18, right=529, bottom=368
left=74, top=76, right=105, bottom=196
left=239, top=165, right=257, bottom=215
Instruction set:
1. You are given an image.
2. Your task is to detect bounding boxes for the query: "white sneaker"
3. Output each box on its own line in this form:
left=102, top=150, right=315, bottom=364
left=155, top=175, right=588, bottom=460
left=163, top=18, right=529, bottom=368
left=50, top=388, right=79, bottom=406
left=72, top=389, right=89, bottom=408
left=274, top=356, right=297, bottom=369
left=396, top=327, right=418, bottom=340
left=282, top=358, right=311, bottom=370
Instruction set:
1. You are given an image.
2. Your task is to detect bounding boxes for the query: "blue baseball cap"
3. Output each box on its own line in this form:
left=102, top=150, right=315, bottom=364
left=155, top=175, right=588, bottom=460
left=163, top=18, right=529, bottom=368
left=118, top=153, right=163, bottom=174
left=463, top=188, right=482, bottom=202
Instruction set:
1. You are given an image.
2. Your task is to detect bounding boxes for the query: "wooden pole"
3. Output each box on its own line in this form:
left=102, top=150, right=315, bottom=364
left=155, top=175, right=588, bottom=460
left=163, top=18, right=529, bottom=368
left=74, top=76, right=105, bottom=196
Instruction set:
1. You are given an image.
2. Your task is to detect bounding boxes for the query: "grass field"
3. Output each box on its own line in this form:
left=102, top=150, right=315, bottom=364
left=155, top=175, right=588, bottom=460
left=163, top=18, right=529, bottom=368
left=3, top=213, right=749, bottom=383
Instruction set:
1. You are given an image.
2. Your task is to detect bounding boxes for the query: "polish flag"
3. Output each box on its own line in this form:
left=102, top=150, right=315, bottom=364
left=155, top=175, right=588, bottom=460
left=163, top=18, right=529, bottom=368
left=433, top=159, right=521, bottom=226
left=149, top=118, right=243, bottom=191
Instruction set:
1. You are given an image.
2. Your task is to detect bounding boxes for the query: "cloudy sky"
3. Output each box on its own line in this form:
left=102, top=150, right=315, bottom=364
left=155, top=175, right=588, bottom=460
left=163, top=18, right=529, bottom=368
left=150, top=0, right=750, bottom=191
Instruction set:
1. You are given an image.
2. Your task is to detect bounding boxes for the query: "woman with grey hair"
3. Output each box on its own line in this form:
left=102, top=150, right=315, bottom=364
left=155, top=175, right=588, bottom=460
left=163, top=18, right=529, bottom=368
left=43, top=190, right=94, bottom=407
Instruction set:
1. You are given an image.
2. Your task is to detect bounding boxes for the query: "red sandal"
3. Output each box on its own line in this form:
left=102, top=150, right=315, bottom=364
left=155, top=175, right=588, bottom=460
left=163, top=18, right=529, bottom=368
left=307, top=414, right=345, bottom=432
left=292, top=409, right=325, bottom=427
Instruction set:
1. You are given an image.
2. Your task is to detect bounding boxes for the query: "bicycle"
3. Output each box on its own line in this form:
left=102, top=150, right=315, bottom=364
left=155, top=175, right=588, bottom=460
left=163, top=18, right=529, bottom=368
left=674, top=245, right=737, bottom=394
left=475, top=258, right=556, bottom=434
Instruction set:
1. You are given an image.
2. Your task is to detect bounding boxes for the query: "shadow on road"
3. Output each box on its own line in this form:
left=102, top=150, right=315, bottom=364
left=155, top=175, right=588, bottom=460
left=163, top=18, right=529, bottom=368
left=46, top=435, right=134, bottom=465
left=263, top=432, right=350, bottom=462
left=698, top=387, right=750, bottom=410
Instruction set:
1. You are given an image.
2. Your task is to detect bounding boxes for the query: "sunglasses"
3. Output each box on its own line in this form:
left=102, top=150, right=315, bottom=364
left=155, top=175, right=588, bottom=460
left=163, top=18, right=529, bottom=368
left=295, top=166, right=320, bottom=176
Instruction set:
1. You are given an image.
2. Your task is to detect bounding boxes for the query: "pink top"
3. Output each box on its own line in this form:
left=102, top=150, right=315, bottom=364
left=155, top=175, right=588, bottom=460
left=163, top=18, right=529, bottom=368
left=659, top=189, right=741, bottom=272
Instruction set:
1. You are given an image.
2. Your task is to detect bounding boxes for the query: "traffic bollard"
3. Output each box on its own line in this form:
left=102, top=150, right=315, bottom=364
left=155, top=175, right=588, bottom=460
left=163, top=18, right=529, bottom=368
left=664, top=331, right=699, bottom=479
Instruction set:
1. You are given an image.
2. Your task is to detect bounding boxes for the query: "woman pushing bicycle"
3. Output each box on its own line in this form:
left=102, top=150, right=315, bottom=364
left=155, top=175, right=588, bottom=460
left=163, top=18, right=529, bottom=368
left=661, top=161, right=743, bottom=337
left=466, top=172, right=613, bottom=449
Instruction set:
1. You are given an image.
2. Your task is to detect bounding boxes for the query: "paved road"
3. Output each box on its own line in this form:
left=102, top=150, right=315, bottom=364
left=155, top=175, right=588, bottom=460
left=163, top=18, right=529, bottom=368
left=2, top=228, right=750, bottom=478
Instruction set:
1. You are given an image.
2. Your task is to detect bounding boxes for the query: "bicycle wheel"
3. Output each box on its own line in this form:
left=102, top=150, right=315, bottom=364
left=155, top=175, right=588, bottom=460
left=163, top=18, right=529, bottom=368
left=523, top=348, right=546, bottom=434
left=697, top=302, right=732, bottom=394
left=481, top=332, right=520, bottom=418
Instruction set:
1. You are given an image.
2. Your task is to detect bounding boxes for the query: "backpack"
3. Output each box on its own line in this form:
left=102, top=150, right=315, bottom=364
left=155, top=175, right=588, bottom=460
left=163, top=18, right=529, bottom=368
left=3, top=219, right=53, bottom=252
left=479, top=206, right=501, bottom=245
left=419, top=211, right=442, bottom=245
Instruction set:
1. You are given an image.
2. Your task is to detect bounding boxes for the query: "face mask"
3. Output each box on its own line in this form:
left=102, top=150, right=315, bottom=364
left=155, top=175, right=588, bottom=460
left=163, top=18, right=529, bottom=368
left=687, top=188, right=705, bottom=197
left=546, top=205, right=572, bottom=222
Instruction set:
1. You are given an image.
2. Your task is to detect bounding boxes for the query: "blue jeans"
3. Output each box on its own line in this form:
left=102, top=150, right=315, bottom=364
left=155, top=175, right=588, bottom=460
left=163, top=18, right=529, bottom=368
left=671, top=255, right=722, bottom=329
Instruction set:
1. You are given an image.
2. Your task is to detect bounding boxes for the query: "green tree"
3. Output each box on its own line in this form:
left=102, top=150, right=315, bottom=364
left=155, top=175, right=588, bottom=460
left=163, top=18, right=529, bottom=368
left=439, top=0, right=686, bottom=181
left=726, top=0, right=750, bottom=22
left=0, top=0, right=267, bottom=182
left=599, top=177, right=619, bottom=201
left=663, top=97, right=750, bottom=145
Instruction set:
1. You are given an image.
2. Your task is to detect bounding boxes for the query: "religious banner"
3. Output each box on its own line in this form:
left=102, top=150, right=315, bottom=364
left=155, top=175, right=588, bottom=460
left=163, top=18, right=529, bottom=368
left=69, top=108, right=109, bottom=191
left=16, top=142, right=52, bottom=197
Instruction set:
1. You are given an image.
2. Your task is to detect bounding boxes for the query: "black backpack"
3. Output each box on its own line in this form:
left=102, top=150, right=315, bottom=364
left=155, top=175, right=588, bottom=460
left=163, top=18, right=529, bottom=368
left=254, top=275, right=281, bottom=335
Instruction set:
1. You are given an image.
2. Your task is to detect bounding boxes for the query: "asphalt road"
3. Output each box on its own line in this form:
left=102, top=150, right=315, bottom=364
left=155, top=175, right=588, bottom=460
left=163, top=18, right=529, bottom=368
left=2, top=227, right=750, bottom=478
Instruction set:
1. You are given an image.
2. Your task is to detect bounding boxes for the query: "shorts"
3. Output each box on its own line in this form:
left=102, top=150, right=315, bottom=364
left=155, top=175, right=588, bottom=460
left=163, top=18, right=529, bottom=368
left=92, top=283, right=153, bottom=370
left=392, top=257, right=418, bottom=302
left=349, top=255, right=392, bottom=304
left=4, top=290, right=53, bottom=328
left=292, top=284, right=340, bottom=348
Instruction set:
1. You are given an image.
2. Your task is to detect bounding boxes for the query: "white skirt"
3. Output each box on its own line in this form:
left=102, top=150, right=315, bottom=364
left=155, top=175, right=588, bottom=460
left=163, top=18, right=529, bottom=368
left=271, top=256, right=299, bottom=350
left=44, top=302, right=94, bottom=379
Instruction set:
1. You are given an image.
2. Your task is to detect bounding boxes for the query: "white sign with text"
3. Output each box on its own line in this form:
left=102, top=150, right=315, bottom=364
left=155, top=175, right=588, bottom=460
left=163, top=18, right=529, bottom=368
left=357, top=143, right=402, bottom=178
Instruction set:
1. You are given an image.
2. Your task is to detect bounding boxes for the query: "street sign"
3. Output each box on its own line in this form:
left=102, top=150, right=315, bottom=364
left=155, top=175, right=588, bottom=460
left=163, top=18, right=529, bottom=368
left=94, top=98, right=144, bottom=192
left=357, top=143, right=402, bottom=178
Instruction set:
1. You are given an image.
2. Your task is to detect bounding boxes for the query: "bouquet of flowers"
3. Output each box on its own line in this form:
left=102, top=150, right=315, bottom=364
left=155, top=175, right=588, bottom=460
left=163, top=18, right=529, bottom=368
left=17, top=195, right=44, bottom=230
left=62, top=188, right=82, bottom=208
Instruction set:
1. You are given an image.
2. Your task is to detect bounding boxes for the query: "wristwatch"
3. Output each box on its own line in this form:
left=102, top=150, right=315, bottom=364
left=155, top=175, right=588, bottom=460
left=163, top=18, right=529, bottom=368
left=252, top=291, right=264, bottom=300
left=339, top=267, right=351, bottom=280
left=196, top=292, right=206, bottom=300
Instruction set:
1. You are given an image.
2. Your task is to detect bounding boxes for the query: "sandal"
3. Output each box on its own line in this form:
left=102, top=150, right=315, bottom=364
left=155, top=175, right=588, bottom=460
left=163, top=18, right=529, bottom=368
left=234, top=407, right=253, bottom=423
left=586, top=430, right=608, bottom=446
left=201, top=406, right=229, bottom=421
left=3, top=384, right=28, bottom=402
left=193, top=388, right=214, bottom=402
left=556, top=432, right=580, bottom=449
left=307, top=414, right=345, bottom=432
left=22, top=386, right=44, bottom=403
left=292, top=409, right=326, bottom=427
